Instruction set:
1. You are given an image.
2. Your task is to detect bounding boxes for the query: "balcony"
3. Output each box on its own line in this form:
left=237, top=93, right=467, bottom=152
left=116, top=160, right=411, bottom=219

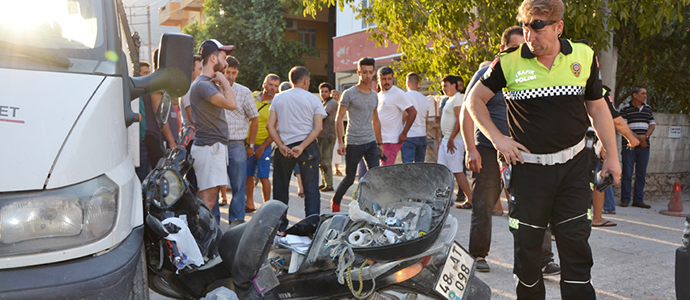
left=158, top=1, right=188, bottom=27
left=180, top=0, right=204, bottom=11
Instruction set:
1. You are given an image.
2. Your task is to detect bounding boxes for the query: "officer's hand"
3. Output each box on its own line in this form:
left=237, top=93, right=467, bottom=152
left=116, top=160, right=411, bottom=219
left=601, top=156, right=622, bottom=185
left=447, top=139, right=457, bottom=155
left=494, top=135, right=529, bottom=165
left=466, top=148, right=482, bottom=173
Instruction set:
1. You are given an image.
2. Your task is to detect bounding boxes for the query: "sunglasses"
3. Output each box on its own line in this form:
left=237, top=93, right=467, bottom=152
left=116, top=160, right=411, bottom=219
left=519, top=20, right=557, bottom=30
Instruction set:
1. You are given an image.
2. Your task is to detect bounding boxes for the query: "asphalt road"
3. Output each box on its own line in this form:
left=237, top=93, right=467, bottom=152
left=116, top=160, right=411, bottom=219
left=152, top=166, right=687, bottom=299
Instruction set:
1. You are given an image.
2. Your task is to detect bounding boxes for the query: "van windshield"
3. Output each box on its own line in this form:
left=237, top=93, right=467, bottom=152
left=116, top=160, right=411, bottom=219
left=0, top=0, right=107, bottom=73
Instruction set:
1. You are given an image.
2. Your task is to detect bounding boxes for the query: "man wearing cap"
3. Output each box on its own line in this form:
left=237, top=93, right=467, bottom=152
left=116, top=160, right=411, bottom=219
left=189, top=39, right=238, bottom=212
left=267, top=66, right=326, bottom=231
left=212, top=56, right=259, bottom=223
left=466, top=0, right=620, bottom=298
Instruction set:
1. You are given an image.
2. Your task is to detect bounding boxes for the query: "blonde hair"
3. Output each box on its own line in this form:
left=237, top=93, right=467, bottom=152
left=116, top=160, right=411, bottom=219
left=517, top=0, right=564, bottom=22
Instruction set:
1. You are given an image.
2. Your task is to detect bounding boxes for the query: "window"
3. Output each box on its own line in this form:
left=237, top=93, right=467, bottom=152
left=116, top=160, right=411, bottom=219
left=298, top=27, right=317, bottom=49
left=361, top=0, right=374, bottom=29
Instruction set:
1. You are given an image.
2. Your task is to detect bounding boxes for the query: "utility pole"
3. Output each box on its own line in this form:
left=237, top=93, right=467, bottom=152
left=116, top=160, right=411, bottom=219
left=124, top=4, right=152, bottom=62
left=147, top=5, right=152, bottom=49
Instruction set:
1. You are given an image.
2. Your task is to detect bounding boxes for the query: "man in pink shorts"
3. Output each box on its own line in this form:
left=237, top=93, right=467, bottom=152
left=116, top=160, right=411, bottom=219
left=376, top=66, right=417, bottom=165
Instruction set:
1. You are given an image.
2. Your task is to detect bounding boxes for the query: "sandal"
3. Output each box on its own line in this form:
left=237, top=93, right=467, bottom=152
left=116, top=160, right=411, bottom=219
left=456, top=202, right=473, bottom=209
left=592, top=220, right=617, bottom=227
left=335, top=170, right=343, bottom=176
left=298, top=193, right=305, bottom=198
left=603, top=210, right=616, bottom=214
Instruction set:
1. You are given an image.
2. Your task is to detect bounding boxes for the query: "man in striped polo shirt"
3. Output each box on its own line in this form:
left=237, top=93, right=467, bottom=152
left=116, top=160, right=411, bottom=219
left=619, top=86, right=655, bottom=208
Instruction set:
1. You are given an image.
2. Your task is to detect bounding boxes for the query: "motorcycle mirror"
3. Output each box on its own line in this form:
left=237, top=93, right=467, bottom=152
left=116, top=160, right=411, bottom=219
left=146, top=214, right=170, bottom=238
left=156, top=92, right=172, bottom=129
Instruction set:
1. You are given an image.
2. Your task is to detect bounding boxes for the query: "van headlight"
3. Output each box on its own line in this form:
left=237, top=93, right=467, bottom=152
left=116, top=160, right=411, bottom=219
left=0, top=175, right=118, bottom=257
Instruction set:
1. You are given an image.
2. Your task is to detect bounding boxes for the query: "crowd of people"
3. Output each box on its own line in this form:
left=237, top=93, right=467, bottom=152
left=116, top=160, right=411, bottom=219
left=133, top=0, right=659, bottom=298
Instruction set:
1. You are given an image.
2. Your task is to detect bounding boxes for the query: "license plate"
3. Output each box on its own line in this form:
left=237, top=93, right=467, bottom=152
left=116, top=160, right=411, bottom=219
left=434, top=241, right=475, bottom=300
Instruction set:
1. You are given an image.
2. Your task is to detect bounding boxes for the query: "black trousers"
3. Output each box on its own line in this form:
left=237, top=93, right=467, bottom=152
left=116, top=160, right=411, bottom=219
left=469, top=146, right=555, bottom=265
left=509, top=150, right=595, bottom=300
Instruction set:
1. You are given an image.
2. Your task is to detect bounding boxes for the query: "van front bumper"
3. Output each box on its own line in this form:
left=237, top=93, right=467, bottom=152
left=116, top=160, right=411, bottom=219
left=0, top=226, right=143, bottom=299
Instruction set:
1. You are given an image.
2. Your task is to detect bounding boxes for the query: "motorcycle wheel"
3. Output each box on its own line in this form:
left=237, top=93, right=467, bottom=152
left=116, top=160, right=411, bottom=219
left=148, top=273, right=187, bottom=299
left=129, top=245, right=150, bottom=300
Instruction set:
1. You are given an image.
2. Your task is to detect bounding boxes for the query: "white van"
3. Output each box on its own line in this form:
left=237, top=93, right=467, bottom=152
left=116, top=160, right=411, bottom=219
left=0, top=0, right=191, bottom=298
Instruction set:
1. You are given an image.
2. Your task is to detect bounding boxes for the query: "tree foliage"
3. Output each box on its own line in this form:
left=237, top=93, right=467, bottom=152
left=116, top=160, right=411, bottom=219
left=183, top=0, right=315, bottom=91
left=614, top=5, right=690, bottom=113
left=300, top=0, right=689, bottom=94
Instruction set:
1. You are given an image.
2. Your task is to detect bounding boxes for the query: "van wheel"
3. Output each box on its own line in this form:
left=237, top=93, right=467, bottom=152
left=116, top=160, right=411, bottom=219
left=129, top=245, right=149, bottom=300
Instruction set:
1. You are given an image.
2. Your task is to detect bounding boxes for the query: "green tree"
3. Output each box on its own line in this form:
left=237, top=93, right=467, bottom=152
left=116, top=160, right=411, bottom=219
left=300, top=0, right=689, bottom=94
left=183, top=0, right=315, bottom=91
left=613, top=6, right=690, bottom=113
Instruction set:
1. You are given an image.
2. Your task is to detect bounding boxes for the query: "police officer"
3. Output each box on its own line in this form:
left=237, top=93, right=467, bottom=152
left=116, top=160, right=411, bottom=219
left=466, top=0, right=621, bottom=299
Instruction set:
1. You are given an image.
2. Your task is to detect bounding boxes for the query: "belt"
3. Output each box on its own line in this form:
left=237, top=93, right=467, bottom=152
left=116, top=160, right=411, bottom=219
left=519, top=137, right=586, bottom=166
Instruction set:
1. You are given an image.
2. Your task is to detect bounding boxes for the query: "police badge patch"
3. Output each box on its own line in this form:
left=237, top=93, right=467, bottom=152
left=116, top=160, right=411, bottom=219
left=571, top=62, right=581, bottom=77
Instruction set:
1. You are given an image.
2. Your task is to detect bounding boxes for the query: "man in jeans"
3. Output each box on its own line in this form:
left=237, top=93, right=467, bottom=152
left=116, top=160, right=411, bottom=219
left=318, top=82, right=338, bottom=192
left=620, top=86, right=655, bottom=209
left=189, top=39, right=237, bottom=212
left=331, top=57, right=384, bottom=212
left=217, top=56, right=259, bottom=223
left=377, top=67, right=416, bottom=165
left=267, top=66, right=326, bottom=230
left=401, top=72, right=429, bottom=163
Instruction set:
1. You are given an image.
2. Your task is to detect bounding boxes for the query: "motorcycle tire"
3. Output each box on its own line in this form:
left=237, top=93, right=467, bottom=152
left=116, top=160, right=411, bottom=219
left=148, top=273, right=188, bottom=300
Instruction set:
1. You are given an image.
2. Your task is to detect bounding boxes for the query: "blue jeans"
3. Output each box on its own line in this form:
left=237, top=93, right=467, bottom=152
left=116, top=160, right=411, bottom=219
left=401, top=136, right=427, bottom=163
left=333, top=141, right=380, bottom=205
left=621, top=146, right=650, bottom=204
left=273, top=141, right=321, bottom=231
left=226, top=140, right=248, bottom=222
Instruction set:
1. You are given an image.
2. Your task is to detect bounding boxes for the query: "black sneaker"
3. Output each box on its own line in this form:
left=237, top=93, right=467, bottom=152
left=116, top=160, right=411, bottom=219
left=542, top=262, right=561, bottom=276
left=476, top=258, right=490, bottom=272
left=620, top=202, right=629, bottom=207
left=632, top=202, right=651, bottom=209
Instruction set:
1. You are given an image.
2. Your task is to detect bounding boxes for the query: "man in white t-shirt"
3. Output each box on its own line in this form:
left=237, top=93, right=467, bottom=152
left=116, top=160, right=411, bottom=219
left=376, top=67, right=417, bottom=166
left=438, top=75, right=473, bottom=208
left=401, top=72, right=429, bottom=163
left=267, top=66, right=327, bottom=230
left=180, top=56, right=203, bottom=127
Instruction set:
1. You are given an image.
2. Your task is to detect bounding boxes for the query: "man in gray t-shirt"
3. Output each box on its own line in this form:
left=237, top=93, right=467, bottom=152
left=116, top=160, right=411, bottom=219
left=330, top=57, right=383, bottom=212
left=189, top=39, right=238, bottom=211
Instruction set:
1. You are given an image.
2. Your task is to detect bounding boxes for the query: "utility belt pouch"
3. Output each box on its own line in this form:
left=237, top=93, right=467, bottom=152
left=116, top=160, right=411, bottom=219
left=498, top=152, right=512, bottom=190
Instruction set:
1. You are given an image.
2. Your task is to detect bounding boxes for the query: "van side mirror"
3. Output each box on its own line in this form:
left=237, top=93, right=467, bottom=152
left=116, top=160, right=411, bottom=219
left=155, top=93, right=172, bottom=128
left=130, top=33, right=194, bottom=99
